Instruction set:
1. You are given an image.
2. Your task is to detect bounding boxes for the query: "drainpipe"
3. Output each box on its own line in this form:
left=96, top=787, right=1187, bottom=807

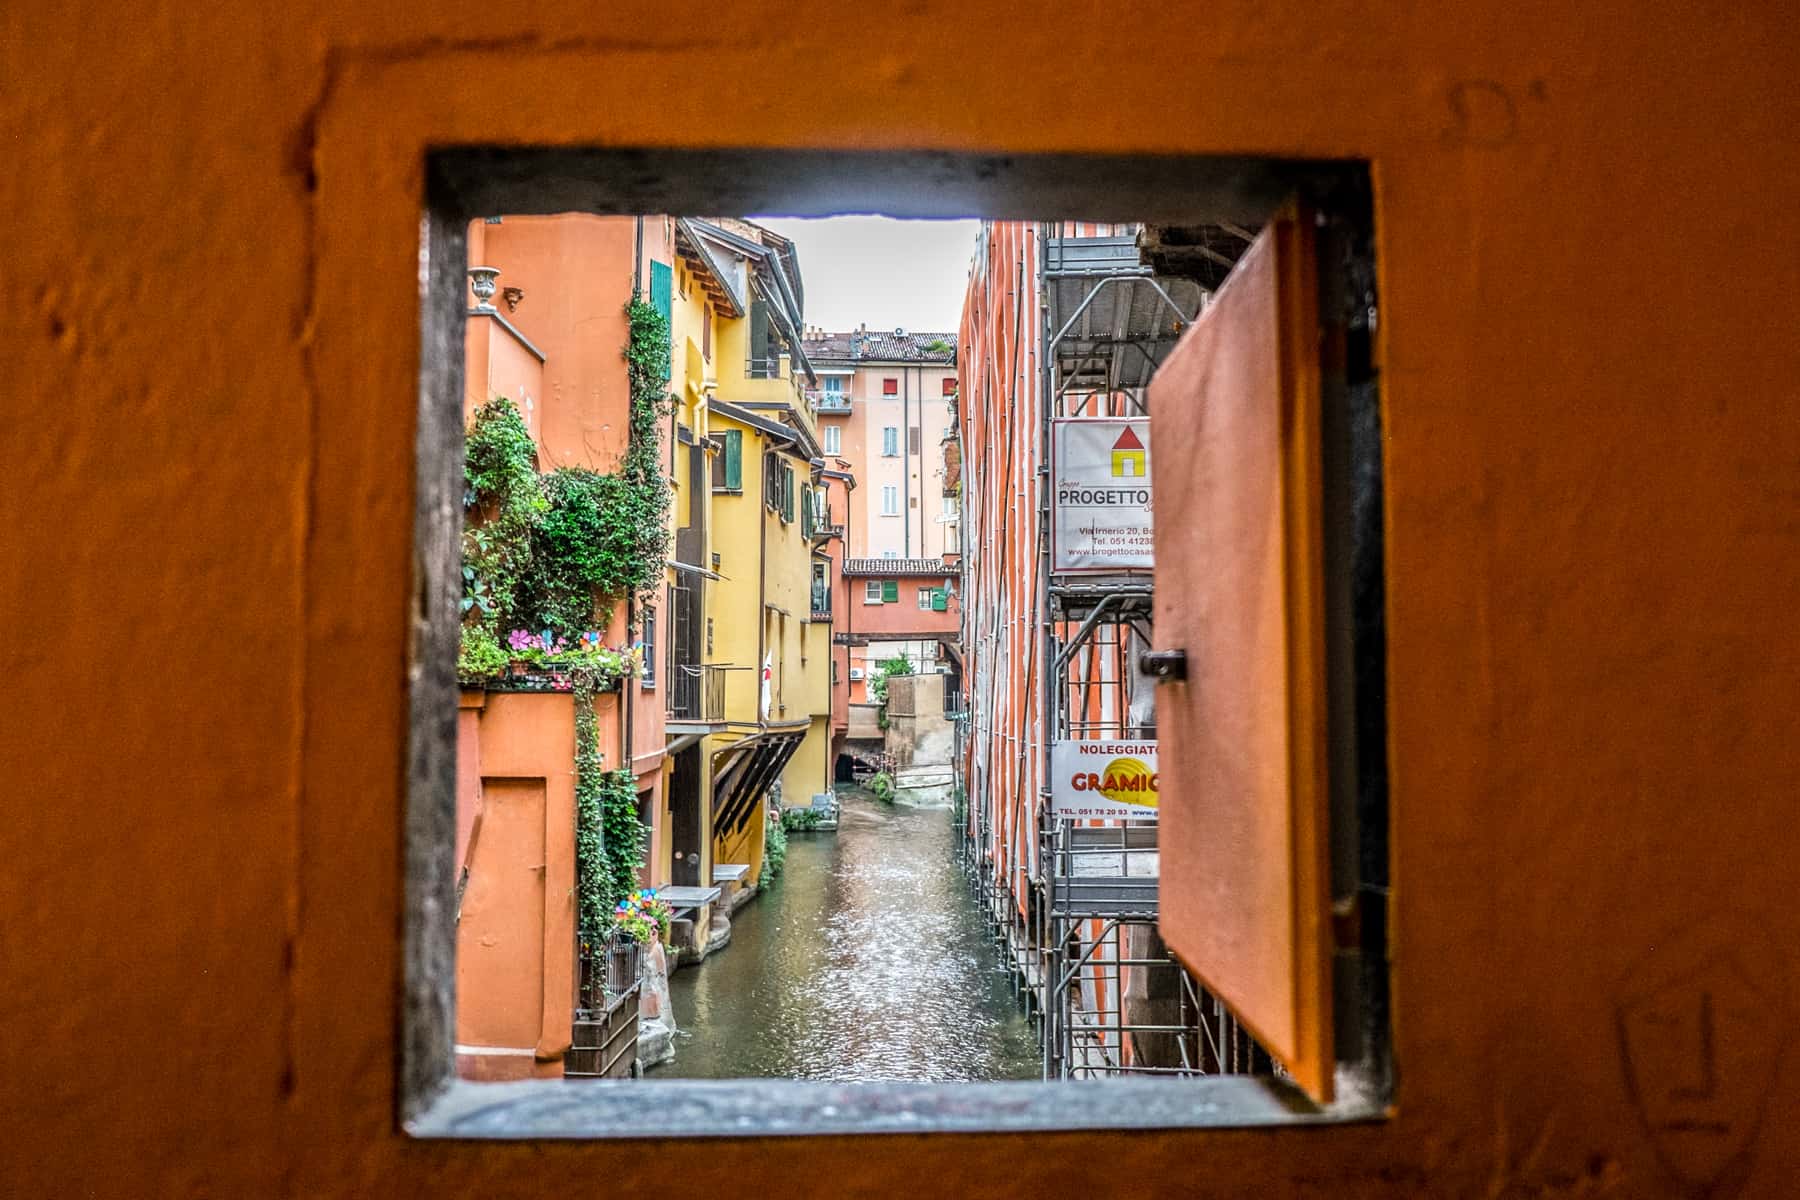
left=903, top=365, right=911, bottom=557
left=625, top=215, right=645, bottom=775
left=757, top=436, right=768, bottom=733
left=841, top=476, right=855, bottom=781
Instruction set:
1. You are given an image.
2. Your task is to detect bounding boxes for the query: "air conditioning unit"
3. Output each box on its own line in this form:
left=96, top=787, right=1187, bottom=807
left=849, top=667, right=865, bottom=680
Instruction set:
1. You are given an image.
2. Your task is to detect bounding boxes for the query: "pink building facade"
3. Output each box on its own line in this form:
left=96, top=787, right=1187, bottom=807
left=805, top=329, right=963, bottom=732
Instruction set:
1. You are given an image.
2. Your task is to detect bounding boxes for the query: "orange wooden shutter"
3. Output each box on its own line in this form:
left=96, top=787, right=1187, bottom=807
left=1148, top=208, right=1334, bottom=1102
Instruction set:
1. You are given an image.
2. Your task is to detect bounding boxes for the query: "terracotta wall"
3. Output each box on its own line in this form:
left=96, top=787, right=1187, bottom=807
left=454, top=690, right=618, bottom=1078
left=848, top=580, right=959, bottom=638
left=960, top=220, right=1045, bottom=915
left=5, top=3, right=1798, bottom=1197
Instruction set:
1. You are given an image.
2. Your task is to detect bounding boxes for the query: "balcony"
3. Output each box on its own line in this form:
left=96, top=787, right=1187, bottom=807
left=811, top=584, right=831, bottom=622
left=568, top=930, right=641, bottom=1079
left=668, top=662, right=726, bottom=726
left=807, top=387, right=852, bottom=412
left=841, top=556, right=951, bottom=576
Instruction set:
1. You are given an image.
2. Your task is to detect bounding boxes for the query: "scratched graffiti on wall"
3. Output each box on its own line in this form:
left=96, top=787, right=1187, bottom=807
left=1617, top=916, right=1789, bottom=1197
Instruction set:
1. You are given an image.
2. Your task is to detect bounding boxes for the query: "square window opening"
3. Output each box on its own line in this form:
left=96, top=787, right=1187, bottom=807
left=411, top=147, right=1388, bottom=1140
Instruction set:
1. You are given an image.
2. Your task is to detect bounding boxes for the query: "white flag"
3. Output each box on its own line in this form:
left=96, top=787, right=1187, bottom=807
left=760, top=653, right=773, bottom=721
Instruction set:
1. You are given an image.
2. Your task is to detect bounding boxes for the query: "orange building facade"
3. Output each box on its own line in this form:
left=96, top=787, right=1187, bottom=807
left=957, top=221, right=1047, bottom=945
left=455, top=214, right=673, bottom=1078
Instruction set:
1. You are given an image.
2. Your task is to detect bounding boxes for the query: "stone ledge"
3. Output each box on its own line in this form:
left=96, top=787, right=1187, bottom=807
left=408, top=1074, right=1382, bottom=1139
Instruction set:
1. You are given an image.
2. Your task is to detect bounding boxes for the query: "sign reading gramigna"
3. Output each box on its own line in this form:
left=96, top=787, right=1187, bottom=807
left=1050, top=740, right=1159, bottom=820
left=1052, top=418, right=1153, bottom=571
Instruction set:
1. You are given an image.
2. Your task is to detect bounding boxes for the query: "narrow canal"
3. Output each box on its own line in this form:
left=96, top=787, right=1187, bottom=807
left=658, top=788, right=1041, bottom=1081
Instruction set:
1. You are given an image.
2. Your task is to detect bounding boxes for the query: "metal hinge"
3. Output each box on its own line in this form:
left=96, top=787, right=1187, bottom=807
left=1139, top=649, right=1187, bottom=682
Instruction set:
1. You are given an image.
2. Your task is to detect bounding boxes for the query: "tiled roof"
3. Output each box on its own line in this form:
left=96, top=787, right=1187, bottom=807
left=802, top=329, right=957, bottom=364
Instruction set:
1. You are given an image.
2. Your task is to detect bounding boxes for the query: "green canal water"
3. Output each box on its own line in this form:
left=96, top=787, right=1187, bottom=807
left=657, top=788, right=1041, bottom=1081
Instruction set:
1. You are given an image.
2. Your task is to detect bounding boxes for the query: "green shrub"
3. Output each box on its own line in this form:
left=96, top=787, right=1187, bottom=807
left=781, top=806, right=825, bottom=832
left=868, top=771, right=895, bottom=804
left=457, top=626, right=509, bottom=679
left=759, top=811, right=789, bottom=887
left=464, top=396, right=538, bottom=502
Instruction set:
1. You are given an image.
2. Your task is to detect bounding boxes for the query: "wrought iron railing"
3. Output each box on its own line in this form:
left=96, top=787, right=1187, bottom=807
left=670, top=662, right=726, bottom=722
left=575, top=928, right=641, bottom=1016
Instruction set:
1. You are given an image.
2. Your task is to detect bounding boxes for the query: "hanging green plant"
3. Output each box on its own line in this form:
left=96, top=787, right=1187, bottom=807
left=572, top=673, right=649, bottom=935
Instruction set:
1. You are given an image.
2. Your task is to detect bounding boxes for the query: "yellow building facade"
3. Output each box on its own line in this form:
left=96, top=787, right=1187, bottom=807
left=661, top=218, right=837, bottom=912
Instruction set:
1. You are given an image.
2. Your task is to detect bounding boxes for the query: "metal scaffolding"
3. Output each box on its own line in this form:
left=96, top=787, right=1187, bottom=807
left=1030, top=222, right=1269, bottom=1080
left=955, top=218, right=1275, bottom=1082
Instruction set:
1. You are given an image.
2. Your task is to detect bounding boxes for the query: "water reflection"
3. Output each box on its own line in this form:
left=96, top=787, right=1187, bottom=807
left=659, top=789, right=1040, bottom=1081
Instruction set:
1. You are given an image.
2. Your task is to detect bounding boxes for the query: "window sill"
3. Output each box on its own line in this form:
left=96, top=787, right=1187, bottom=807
left=406, top=1074, right=1382, bottom=1140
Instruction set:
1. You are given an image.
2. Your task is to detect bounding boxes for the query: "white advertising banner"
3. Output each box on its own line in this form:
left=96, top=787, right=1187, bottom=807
left=1049, top=740, right=1160, bottom=820
left=1052, top=417, right=1154, bottom=571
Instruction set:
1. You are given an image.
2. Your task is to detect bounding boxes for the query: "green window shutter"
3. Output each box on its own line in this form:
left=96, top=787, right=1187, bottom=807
left=781, top=465, right=795, bottom=523
left=882, top=580, right=899, bottom=603
left=801, top=486, right=814, bottom=536
left=650, top=261, right=673, bottom=323
left=649, top=261, right=674, bottom=380
left=721, top=429, right=742, bottom=490
left=931, top=588, right=948, bottom=611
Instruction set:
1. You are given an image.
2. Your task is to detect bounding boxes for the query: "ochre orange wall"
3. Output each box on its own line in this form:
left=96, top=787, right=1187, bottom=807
left=454, top=689, right=623, bottom=1077
left=474, top=214, right=637, bottom=472
left=4, top=4, right=1798, bottom=1197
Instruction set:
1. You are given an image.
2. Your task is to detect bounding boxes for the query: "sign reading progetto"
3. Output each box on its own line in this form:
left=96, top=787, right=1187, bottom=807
left=1050, top=740, right=1160, bottom=820
left=1052, top=418, right=1153, bottom=571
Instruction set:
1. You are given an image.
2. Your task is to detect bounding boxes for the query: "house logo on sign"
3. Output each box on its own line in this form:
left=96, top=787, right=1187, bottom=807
left=1110, top=426, right=1147, bottom=478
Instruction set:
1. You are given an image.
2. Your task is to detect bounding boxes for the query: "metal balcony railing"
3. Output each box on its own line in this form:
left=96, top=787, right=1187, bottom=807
left=670, top=662, right=726, bottom=722
left=575, top=928, right=640, bottom=1016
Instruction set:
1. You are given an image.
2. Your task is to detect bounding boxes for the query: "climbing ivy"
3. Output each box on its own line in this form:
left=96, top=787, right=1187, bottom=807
left=572, top=675, right=648, bottom=934
left=464, top=396, right=539, bottom=503
left=469, top=299, right=672, bottom=936
left=531, top=469, right=645, bottom=637
left=598, top=767, right=646, bottom=913
left=459, top=296, right=677, bottom=674
left=618, top=294, right=677, bottom=608
left=573, top=676, right=608, bottom=934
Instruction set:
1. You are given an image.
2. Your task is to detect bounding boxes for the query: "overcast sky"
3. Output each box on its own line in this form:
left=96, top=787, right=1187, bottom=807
left=752, top=216, right=981, bottom=335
